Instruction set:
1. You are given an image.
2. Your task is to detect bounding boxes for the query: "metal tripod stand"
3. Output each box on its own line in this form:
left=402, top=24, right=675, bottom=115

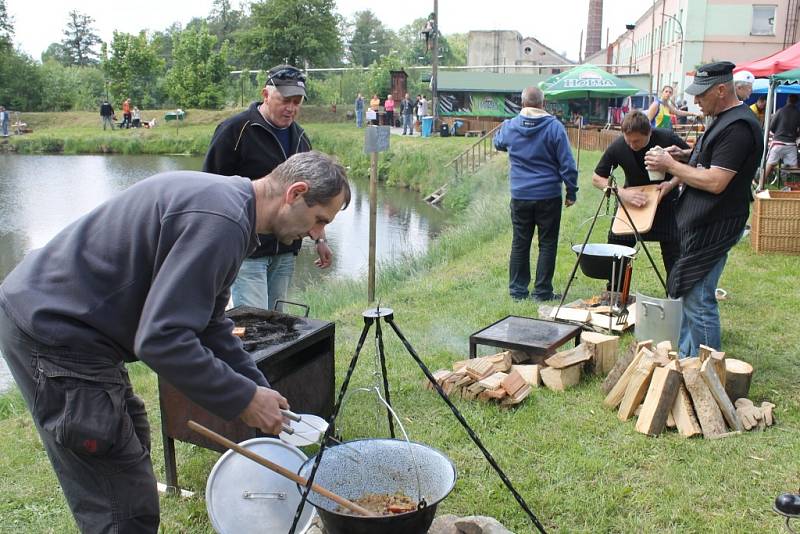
left=288, top=307, right=549, bottom=534
left=554, top=173, right=669, bottom=327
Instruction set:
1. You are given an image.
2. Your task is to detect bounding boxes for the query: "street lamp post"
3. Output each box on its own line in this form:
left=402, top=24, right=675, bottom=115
left=625, top=24, right=636, bottom=74
left=662, top=13, right=684, bottom=87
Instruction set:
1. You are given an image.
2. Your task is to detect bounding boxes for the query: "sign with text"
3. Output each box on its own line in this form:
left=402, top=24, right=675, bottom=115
left=364, top=125, right=390, bottom=154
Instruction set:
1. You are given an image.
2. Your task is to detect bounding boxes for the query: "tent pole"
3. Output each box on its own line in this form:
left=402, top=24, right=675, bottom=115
left=759, top=80, right=775, bottom=187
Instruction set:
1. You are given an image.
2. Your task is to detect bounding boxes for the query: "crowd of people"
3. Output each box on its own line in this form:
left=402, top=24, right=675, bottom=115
left=99, top=98, right=148, bottom=130
left=355, top=92, right=429, bottom=133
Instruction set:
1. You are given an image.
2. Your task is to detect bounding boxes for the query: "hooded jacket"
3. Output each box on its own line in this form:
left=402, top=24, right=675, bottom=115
left=494, top=108, right=578, bottom=202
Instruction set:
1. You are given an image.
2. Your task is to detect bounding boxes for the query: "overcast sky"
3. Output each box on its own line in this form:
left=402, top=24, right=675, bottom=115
left=6, top=0, right=653, bottom=64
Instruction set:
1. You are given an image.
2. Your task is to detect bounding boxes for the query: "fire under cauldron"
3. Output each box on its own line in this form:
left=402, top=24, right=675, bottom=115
left=297, top=438, right=457, bottom=534
left=571, top=243, right=636, bottom=281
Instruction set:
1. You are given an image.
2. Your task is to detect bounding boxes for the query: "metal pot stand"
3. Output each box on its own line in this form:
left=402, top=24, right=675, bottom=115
left=288, top=307, right=549, bottom=534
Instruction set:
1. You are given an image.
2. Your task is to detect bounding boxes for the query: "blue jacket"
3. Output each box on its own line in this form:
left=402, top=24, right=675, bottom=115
left=494, top=108, right=578, bottom=201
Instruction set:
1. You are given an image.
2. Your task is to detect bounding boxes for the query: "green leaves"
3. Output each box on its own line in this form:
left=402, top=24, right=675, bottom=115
left=165, top=24, right=229, bottom=109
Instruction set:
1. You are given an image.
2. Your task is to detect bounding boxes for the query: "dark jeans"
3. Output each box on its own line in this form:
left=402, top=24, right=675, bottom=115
left=509, top=197, right=562, bottom=299
left=0, top=307, right=159, bottom=533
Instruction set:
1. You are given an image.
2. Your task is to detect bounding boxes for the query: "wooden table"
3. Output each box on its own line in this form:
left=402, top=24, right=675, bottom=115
left=469, top=315, right=582, bottom=359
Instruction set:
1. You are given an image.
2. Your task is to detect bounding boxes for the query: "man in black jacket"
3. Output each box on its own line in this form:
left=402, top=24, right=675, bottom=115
left=645, top=62, right=763, bottom=357
left=0, top=151, right=351, bottom=534
left=204, top=65, right=333, bottom=311
left=762, top=94, right=800, bottom=190
left=100, top=100, right=115, bottom=130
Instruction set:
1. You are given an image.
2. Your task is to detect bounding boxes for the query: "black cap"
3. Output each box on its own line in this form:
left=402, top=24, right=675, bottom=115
left=685, top=61, right=736, bottom=96
left=266, top=65, right=307, bottom=98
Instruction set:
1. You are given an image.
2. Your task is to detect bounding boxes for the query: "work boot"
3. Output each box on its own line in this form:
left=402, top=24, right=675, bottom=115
left=774, top=493, right=800, bottom=518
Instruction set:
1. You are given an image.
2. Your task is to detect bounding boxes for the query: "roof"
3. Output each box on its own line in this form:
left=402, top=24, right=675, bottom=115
left=436, top=70, right=553, bottom=93
left=520, top=36, right=574, bottom=65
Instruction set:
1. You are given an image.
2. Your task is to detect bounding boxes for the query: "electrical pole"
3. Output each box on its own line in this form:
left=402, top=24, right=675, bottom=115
left=431, top=0, right=439, bottom=121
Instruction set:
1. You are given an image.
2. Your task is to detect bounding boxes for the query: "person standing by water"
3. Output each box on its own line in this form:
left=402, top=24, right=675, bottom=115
left=122, top=98, right=132, bottom=129
left=647, top=86, right=698, bottom=129
left=354, top=93, right=364, bottom=128
left=369, top=94, right=381, bottom=125
left=100, top=100, right=115, bottom=130
left=0, top=106, right=9, bottom=136
left=384, top=94, right=395, bottom=127
left=400, top=93, right=414, bottom=135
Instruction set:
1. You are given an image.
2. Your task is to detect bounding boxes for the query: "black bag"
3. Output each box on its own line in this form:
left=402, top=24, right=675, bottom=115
left=439, top=124, right=450, bottom=137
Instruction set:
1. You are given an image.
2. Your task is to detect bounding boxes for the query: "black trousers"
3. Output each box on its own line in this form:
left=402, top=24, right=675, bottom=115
left=0, top=307, right=159, bottom=533
left=509, top=197, right=562, bottom=299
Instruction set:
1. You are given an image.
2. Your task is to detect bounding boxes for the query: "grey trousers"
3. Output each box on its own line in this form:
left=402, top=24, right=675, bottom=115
left=0, top=306, right=159, bottom=533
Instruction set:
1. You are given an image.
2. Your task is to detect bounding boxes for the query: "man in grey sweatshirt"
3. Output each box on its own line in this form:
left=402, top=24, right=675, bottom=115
left=0, top=151, right=350, bottom=533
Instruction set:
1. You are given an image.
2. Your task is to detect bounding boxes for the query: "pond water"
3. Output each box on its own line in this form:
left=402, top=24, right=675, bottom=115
left=0, top=154, right=448, bottom=393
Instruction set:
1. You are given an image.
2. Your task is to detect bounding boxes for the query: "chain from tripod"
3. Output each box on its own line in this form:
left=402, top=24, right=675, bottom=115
left=288, top=306, right=549, bottom=534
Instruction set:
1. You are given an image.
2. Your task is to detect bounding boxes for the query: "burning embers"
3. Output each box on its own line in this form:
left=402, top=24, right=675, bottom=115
left=232, top=312, right=302, bottom=352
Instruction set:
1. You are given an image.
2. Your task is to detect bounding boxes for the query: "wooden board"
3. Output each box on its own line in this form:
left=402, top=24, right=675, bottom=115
left=611, top=185, right=660, bottom=235
left=683, top=368, right=727, bottom=438
left=635, top=366, right=680, bottom=436
left=549, top=307, right=591, bottom=323
left=540, top=365, right=581, bottom=391
left=544, top=344, right=591, bottom=369
left=618, top=355, right=657, bottom=421
left=671, top=383, right=702, bottom=438
left=700, top=359, right=743, bottom=432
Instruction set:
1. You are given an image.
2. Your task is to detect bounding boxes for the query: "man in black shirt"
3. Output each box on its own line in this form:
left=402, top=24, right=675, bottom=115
left=592, top=110, right=689, bottom=276
left=762, top=94, right=800, bottom=190
left=645, top=62, right=762, bottom=358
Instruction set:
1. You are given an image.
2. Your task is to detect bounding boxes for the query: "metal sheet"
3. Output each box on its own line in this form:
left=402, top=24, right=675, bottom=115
left=206, top=437, right=315, bottom=534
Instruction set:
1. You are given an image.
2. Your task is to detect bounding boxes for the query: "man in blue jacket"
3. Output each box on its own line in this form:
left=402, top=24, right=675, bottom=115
left=494, top=86, right=578, bottom=301
left=0, top=151, right=350, bottom=533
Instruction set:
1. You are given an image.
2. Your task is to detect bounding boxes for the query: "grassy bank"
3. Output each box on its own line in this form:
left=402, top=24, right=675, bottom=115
left=1, top=146, right=798, bottom=533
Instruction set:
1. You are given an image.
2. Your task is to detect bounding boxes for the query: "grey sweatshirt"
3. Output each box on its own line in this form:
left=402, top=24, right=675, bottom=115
left=0, top=171, right=268, bottom=420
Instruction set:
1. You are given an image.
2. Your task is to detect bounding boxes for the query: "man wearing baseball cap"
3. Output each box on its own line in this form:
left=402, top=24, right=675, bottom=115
left=644, top=61, right=763, bottom=358
left=204, top=64, right=334, bottom=312
left=733, top=69, right=755, bottom=102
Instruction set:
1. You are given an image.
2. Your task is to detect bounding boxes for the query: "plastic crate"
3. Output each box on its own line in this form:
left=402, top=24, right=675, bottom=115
left=751, top=191, right=800, bottom=254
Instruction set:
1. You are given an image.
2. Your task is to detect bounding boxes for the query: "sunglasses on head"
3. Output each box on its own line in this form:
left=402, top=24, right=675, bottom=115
left=267, top=67, right=307, bottom=84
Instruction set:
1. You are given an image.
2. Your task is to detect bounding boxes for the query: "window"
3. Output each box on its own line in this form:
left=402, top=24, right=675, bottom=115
left=524, top=46, right=532, bottom=55
left=551, top=68, right=561, bottom=74
left=752, top=5, right=777, bottom=35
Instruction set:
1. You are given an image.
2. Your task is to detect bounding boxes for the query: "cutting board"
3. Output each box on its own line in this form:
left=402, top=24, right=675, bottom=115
left=611, top=185, right=660, bottom=235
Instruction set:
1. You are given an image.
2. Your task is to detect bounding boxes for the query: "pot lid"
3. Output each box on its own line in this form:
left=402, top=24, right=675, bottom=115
left=206, top=437, right=316, bottom=534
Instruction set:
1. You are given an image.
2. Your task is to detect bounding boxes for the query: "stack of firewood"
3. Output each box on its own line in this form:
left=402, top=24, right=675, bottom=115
left=602, top=341, right=771, bottom=438
left=425, top=332, right=622, bottom=404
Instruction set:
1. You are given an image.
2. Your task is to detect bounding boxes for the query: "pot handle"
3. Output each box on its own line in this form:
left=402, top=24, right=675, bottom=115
left=639, top=300, right=666, bottom=319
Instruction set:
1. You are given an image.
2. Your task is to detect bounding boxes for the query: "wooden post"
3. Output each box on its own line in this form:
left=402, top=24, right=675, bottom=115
left=368, top=151, right=378, bottom=302
left=724, top=359, right=754, bottom=402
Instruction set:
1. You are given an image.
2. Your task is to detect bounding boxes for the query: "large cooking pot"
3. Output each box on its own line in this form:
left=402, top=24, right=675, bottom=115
left=571, top=243, right=636, bottom=281
left=635, top=292, right=683, bottom=348
left=297, top=438, right=456, bottom=534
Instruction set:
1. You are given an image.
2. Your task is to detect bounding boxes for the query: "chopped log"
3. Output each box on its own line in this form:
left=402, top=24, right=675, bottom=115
left=462, top=382, right=486, bottom=400
left=426, top=369, right=453, bottom=390
left=465, top=358, right=494, bottom=381
left=544, top=344, right=591, bottom=369
left=454, top=374, right=474, bottom=388
left=501, top=384, right=532, bottom=406
left=512, top=364, right=541, bottom=388
left=549, top=306, right=591, bottom=323
left=666, top=411, right=676, bottom=428
left=452, top=359, right=470, bottom=372
left=665, top=359, right=680, bottom=372
left=477, top=372, right=507, bottom=391
left=486, top=351, right=512, bottom=373
left=501, top=369, right=527, bottom=397
left=652, top=345, right=671, bottom=367
left=698, top=344, right=715, bottom=362
left=683, top=368, right=727, bottom=438
left=581, top=331, right=620, bottom=375
left=635, top=367, right=680, bottom=436
left=700, top=359, right=743, bottom=431
left=656, top=340, right=673, bottom=352
left=724, top=359, right=754, bottom=402
left=478, top=388, right=508, bottom=401
left=671, top=383, right=702, bottom=438
left=604, top=348, right=653, bottom=409
left=601, top=343, right=637, bottom=394
left=710, top=351, right=726, bottom=388
left=508, top=350, right=548, bottom=365
left=540, top=364, right=581, bottom=391
left=618, top=354, right=657, bottom=421
left=232, top=326, right=246, bottom=338
left=681, top=357, right=701, bottom=371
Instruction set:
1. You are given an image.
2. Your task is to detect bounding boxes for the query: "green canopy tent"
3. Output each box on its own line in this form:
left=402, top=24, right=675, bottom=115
left=539, top=64, right=640, bottom=100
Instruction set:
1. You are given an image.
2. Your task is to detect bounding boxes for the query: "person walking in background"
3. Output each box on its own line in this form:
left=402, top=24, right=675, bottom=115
left=132, top=106, right=141, bottom=128
left=122, top=98, right=132, bottom=129
left=647, top=86, right=698, bottom=129
left=384, top=93, right=395, bottom=127
left=203, top=64, right=334, bottom=312
left=494, top=86, right=578, bottom=302
left=400, top=93, right=414, bottom=135
left=0, top=106, right=9, bottom=136
left=354, top=93, right=364, bottom=128
left=100, top=100, right=115, bottom=130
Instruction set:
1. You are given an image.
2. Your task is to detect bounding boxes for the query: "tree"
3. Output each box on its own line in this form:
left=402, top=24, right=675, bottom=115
left=41, top=42, right=71, bottom=65
left=165, top=24, right=229, bottom=108
left=346, top=10, right=395, bottom=68
left=0, top=48, right=44, bottom=110
left=0, top=0, right=13, bottom=49
left=60, top=10, right=102, bottom=66
left=235, top=0, right=341, bottom=69
left=102, top=31, right=164, bottom=108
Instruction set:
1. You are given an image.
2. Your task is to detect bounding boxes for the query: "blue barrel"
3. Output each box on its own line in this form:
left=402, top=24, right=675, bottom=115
left=421, top=116, right=434, bottom=137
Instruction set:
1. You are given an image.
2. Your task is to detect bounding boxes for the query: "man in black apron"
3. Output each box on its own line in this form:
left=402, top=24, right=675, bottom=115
left=644, top=62, right=763, bottom=358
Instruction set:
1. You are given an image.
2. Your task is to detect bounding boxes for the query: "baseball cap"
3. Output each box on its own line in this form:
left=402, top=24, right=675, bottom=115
left=733, top=70, right=755, bottom=85
left=685, top=61, right=736, bottom=96
left=266, top=65, right=307, bottom=98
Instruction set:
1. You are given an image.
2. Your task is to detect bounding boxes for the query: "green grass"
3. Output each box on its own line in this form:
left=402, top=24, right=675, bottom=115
left=1, top=145, right=798, bottom=533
